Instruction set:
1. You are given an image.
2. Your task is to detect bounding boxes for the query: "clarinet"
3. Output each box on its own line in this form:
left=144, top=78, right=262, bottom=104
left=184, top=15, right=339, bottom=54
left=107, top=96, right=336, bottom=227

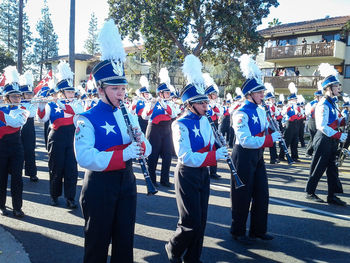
left=205, top=112, right=245, bottom=189
left=262, top=102, right=294, bottom=165
left=119, top=100, right=158, bottom=195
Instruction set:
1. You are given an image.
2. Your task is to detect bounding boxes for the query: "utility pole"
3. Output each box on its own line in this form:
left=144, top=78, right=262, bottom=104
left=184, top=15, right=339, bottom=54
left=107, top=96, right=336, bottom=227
left=69, top=0, right=75, bottom=79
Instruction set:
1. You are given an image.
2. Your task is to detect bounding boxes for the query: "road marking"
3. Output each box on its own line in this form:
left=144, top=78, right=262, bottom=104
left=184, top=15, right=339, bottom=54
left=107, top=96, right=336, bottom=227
left=210, top=184, right=350, bottom=221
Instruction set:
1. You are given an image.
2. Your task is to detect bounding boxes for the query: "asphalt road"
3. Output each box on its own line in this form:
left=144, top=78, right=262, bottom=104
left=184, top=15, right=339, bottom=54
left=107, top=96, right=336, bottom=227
left=1, top=123, right=349, bottom=263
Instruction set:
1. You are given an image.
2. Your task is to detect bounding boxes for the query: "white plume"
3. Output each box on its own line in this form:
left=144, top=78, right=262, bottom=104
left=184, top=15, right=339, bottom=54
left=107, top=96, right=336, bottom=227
left=57, top=60, right=74, bottom=81
left=203, top=73, right=219, bottom=93
left=297, top=94, right=305, bottom=104
left=159, top=67, right=170, bottom=84
left=20, top=71, right=34, bottom=87
left=226, top=93, right=232, bottom=101
left=86, top=79, right=95, bottom=91
left=264, top=82, right=274, bottom=94
left=169, top=84, right=176, bottom=93
left=182, top=55, right=205, bottom=91
left=139, top=76, right=149, bottom=89
left=279, top=94, right=285, bottom=102
left=317, top=81, right=323, bottom=91
left=98, top=19, right=126, bottom=62
left=344, top=96, right=350, bottom=103
left=235, top=87, right=243, bottom=96
left=4, top=66, right=19, bottom=84
left=318, top=63, right=338, bottom=78
left=238, top=54, right=262, bottom=84
left=288, top=82, right=298, bottom=94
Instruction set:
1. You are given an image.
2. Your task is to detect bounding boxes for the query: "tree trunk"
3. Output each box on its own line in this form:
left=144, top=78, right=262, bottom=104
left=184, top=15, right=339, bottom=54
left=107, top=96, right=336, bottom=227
left=17, top=0, right=24, bottom=74
left=69, top=0, right=75, bottom=80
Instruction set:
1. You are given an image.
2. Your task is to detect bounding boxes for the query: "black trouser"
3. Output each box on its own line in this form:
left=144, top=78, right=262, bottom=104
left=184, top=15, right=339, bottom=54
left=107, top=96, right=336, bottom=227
left=47, top=124, right=78, bottom=200
left=306, top=118, right=317, bottom=156
left=269, top=143, right=278, bottom=162
left=44, top=120, right=49, bottom=150
left=231, top=145, right=269, bottom=237
left=228, top=127, right=235, bottom=147
left=298, top=119, right=306, bottom=147
left=306, top=131, right=343, bottom=197
left=0, top=131, right=24, bottom=210
left=146, top=121, right=172, bottom=184
left=219, top=115, right=230, bottom=143
left=168, top=164, right=210, bottom=262
left=80, top=162, right=136, bottom=263
left=210, top=120, right=219, bottom=176
left=279, top=120, right=299, bottom=160
left=138, top=115, right=148, bottom=134
left=21, top=117, right=37, bottom=177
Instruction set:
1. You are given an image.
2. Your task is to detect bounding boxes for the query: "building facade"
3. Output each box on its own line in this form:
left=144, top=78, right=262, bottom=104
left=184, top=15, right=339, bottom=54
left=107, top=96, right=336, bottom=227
left=257, top=16, right=350, bottom=95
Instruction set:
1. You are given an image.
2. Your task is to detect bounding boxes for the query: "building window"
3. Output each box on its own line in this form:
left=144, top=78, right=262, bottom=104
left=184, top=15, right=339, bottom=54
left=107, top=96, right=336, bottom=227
left=323, top=33, right=341, bottom=42
left=345, top=65, right=350, bottom=79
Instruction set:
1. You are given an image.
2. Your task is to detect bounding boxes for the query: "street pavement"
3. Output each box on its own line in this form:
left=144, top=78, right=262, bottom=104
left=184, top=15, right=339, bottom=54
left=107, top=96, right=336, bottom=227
left=0, top=123, right=349, bottom=263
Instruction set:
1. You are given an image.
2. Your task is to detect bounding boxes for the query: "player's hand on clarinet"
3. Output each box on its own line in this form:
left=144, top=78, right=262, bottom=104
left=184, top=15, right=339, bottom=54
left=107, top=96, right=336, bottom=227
left=340, top=133, right=348, bottom=143
left=216, top=146, right=228, bottom=160
left=123, top=142, right=142, bottom=161
left=271, top=131, right=282, bottom=142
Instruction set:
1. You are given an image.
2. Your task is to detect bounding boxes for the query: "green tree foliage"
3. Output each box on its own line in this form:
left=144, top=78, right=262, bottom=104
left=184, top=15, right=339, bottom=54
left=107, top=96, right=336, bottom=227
left=33, top=0, right=59, bottom=78
left=108, top=0, right=278, bottom=62
left=84, top=12, right=99, bottom=55
left=0, top=0, right=32, bottom=64
left=268, top=18, right=282, bottom=28
left=0, top=44, right=15, bottom=71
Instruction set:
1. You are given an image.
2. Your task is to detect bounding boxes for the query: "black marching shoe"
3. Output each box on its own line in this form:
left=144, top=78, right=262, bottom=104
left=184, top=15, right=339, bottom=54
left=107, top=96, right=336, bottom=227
left=29, top=175, right=39, bottom=182
left=0, top=207, right=8, bottom=216
left=306, top=193, right=324, bottom=203
left=232, top=234, right=254, bottom=245
left=50, top=197, right=59, bottom=206
left=210, top=173, right=221, bottom=179
left=165, top=243, right=182, bottom=263
left=160, top=181, right=171, bottom=188
left=249, top=233, right=274, bottom=241
left=270, top=159, right=277, bottom=164
left=293, top=159, right=301, bottom=163
left=66, top=199, right=78, bottom=209
left=327, top=196, right=346, bottom=206
left=13, top=209, right=25, bottom=218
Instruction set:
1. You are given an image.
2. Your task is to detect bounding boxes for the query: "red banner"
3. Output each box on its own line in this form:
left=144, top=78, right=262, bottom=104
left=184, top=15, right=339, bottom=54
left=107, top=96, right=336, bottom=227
left=34, top=70, right=53, bottom=94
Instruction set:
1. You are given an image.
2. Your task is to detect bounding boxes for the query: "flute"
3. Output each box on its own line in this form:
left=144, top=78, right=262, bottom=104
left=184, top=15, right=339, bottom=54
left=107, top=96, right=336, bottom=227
left=118, top=99, right=158, bottom=195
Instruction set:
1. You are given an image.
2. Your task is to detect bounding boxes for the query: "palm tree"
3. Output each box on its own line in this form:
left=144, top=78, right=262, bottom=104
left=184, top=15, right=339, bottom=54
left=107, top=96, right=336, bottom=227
left=268, top=18, right=282, bottom=28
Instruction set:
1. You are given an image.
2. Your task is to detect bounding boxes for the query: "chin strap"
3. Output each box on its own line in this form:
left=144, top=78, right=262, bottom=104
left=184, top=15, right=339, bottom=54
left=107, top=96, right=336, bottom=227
left=189, top=102, right=202, bottom=116
left=101, top=84, right=116, bottom=110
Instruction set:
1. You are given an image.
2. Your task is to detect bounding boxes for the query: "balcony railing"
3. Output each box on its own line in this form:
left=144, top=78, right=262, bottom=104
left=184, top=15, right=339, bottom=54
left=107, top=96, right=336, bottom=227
left=263, top=76, right=323, bottom=90
left=265, top=42, right=336, bottom=60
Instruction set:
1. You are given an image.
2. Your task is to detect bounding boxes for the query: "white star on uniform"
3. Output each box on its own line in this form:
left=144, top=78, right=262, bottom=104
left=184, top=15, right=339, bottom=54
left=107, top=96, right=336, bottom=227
left=252, top=114, right=258, bottom=124
left=55, top=107, right=62, bottom=113
left=331, top=108, right=335, bottom=114
left=192, top=125, right=200, bottom=137
left=157, top=105, right=162, bottom=110
left=101, top=121, right=117, bottom=135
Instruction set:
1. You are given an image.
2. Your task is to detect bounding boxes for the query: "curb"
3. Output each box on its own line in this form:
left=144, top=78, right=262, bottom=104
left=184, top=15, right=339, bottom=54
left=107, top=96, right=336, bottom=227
left=0, top=225, right=31, bottom=263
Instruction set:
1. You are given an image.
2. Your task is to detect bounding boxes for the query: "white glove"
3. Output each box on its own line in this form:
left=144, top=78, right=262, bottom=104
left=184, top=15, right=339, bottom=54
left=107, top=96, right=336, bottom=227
left=340, top=133, right=348, bottom=143
left=123, top=142, right=141, bottom=161
left=271, top=131, right=282, bottom=142
left=216, top=146, right=228, bottom=160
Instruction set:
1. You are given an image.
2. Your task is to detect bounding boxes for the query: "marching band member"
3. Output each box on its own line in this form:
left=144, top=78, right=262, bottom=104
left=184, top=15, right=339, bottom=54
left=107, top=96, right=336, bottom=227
left=305, top=63, right=347, bottom=206
left=228, top=88, right=244, bottom=147
left=0, top=66, right=29, bottom=217
left=74, top=20, right=151, bottom=263
left=20, top=71, right=39, bottom=182
left=297, top=95, right=306, bottom=148
left=165, top=54, right=227, bottom=263
left=230, top=55, right=281, bottom=244
left=279, top=83, right=300, bottom=162
left=142, top=68, right=176, bottom=187
left=37, top=61, right=83, bottom=208
left=131, top=75, right=150, bottom=133
left=219, top=93, right=232, bottom=145
left=84, top=81, right=98, bottom=111
left=204, top=73, right=222, bottom=179
left=264, top=83, right=279, bottom=164
left=305, top=88, right=323, bottom=157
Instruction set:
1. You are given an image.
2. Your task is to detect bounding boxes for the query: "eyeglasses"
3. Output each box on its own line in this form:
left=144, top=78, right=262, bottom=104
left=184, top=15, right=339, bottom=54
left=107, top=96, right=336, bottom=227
left=195, top=101, right=209, bottom=105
